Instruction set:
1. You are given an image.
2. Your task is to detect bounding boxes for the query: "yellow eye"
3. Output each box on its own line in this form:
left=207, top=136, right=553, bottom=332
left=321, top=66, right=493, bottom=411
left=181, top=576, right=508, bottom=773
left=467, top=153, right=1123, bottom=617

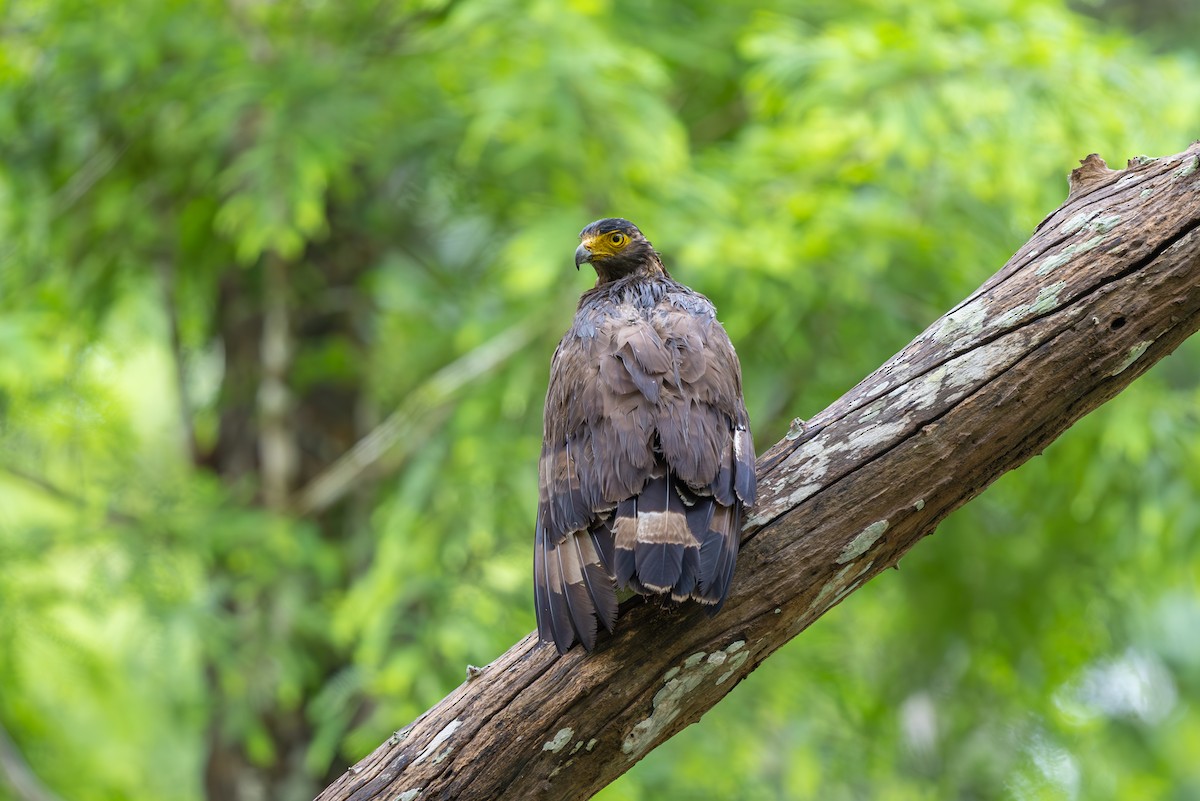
left=609, top=232, right=626, bottom=246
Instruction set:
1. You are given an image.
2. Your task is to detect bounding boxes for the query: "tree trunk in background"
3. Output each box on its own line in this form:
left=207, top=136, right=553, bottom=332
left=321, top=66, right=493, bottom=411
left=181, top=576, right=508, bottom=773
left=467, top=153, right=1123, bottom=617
left=314, top=146, right=1200, bottom=801
left=202, top=217, right=375, bottom=801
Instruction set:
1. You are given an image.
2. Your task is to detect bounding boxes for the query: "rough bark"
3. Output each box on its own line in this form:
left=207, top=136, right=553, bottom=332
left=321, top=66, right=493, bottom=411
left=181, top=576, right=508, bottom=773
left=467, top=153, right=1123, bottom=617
left=316, top=144, right=1200, bottom=801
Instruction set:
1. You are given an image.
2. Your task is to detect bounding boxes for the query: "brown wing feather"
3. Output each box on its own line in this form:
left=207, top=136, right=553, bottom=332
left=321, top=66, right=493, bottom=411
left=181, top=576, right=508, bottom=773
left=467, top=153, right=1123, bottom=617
left=535, top=277, right=755, bottom=654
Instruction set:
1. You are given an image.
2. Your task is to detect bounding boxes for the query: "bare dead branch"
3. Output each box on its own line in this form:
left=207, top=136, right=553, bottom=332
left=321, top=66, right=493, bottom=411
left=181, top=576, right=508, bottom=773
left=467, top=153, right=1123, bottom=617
left=316, top=144, right=1200, bottom=801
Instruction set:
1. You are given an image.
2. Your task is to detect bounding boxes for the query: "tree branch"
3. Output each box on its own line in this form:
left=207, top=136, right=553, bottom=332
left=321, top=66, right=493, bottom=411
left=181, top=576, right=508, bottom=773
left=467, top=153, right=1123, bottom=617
left=157, top=257, right=200, bottom=466
left=291, top=319, right=539, bottom=517
left=0, top=464, right=140, bottom=527
left=0, top=721, right=66, bottom=801
left=316, top=144, right=1200, bottom=801
left=259, top=254, right=297, bottom=511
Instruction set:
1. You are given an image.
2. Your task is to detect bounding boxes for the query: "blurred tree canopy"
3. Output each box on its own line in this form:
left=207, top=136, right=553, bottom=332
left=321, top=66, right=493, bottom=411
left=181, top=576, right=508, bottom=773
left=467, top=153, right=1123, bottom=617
left=2, top=0, right=1199, bottom=799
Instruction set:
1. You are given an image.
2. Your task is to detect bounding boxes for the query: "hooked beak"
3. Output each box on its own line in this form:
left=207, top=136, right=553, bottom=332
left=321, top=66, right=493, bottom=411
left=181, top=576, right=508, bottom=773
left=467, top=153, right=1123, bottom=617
left=574, top=243, right=592, bottom=270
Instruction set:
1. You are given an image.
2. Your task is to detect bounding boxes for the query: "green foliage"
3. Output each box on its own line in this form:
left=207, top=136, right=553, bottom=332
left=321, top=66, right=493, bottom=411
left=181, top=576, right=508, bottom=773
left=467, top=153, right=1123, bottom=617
left=2, top=0, right=1199, bottom=799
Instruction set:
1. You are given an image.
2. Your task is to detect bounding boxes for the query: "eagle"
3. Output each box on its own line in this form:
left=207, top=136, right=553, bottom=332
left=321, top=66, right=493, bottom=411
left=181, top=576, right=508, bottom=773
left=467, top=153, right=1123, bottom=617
left=534, top=218, right=756, bottom=654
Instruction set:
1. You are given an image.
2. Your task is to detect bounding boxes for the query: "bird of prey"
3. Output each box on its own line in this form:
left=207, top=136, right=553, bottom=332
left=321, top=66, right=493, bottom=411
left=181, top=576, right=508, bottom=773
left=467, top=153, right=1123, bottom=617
left=534, top=218, right=756, bottom=654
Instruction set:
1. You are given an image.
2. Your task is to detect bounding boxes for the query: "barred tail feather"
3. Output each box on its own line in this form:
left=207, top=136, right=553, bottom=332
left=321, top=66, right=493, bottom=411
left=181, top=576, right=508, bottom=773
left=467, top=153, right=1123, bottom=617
left=613, top=498, right=638, bottom=589
left=671, top=543, right=702, bottom=602
left=733, top=426, right=756, bottom=505
left=535, top=504, right=619, bottom=654
left=539, top=529, right=575, bottom=654
left=632, top=472, right=692, bottom=593
left=534, top=519, right=554, bottom=645
left=574, top=529, right=618, bottom=634
left=698, top=502, right=741, bottom=613
left=557, top=542, right=599, bottom=652
left=589, top=515, right=615, bottom=575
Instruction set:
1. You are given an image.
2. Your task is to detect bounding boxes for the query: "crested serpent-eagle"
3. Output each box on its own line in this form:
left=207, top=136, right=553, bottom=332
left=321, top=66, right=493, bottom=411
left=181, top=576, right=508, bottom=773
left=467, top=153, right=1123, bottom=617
left=534, top=218, right=756, bottom=654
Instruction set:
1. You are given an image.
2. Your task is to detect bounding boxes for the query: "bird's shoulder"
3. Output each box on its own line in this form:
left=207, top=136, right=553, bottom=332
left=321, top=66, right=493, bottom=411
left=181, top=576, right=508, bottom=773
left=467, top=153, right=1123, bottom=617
left=569, top=274, right=716, bottom=338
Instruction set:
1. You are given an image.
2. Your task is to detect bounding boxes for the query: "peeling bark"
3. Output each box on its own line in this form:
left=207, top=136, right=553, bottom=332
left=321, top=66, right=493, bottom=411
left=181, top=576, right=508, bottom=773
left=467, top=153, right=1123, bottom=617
left=315, top=144, right=1200, bottom=801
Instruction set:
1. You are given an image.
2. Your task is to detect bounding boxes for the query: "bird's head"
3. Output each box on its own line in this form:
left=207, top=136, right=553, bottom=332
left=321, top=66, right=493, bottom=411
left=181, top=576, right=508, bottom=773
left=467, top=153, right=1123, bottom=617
left=574, top=218, right=665, bottom=283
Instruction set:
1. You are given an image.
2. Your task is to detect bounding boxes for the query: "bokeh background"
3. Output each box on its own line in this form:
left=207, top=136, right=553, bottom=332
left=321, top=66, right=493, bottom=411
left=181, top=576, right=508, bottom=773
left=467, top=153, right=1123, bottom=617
left=3, top=0, right=1200, bottom=799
